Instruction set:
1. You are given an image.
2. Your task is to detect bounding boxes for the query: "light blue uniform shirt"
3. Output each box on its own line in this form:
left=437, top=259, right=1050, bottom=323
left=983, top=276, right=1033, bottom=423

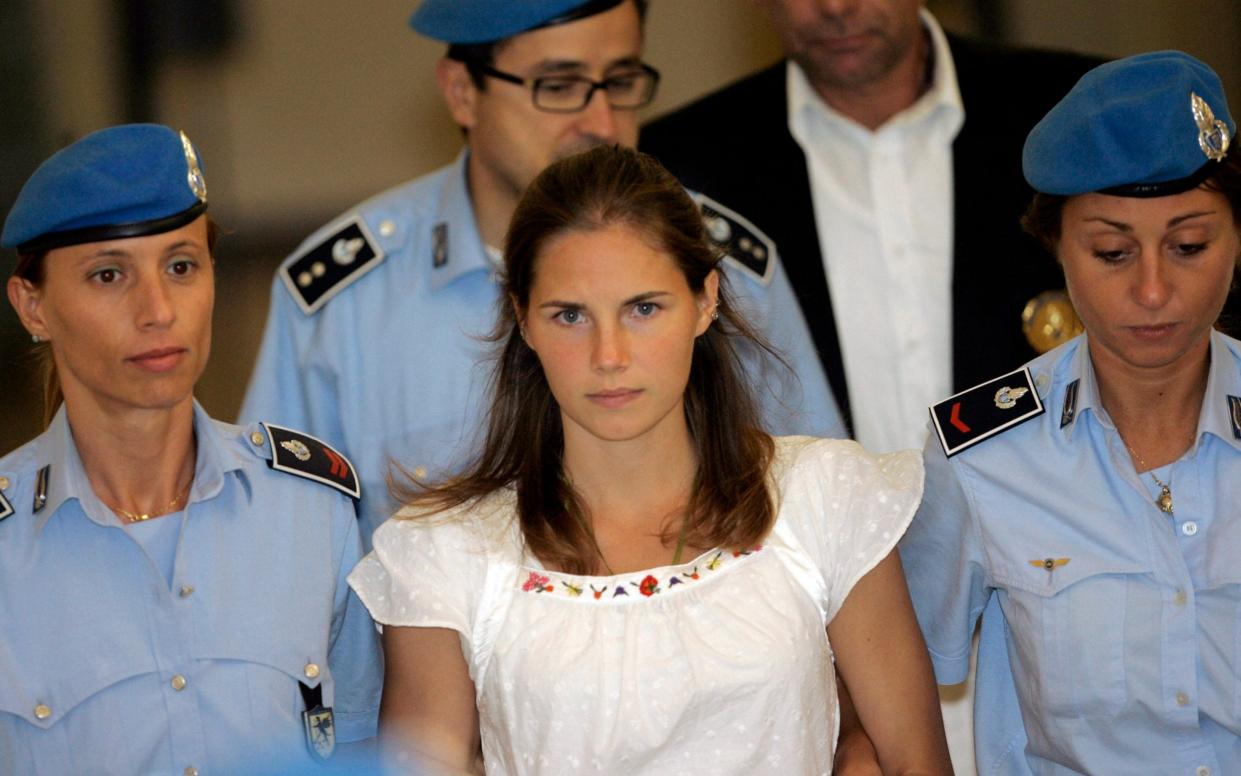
left=0, top=402, right=382, bottom=775
left=241, top=151, right=845, bottom=548
left=902, top=331, right=1241, bottom=775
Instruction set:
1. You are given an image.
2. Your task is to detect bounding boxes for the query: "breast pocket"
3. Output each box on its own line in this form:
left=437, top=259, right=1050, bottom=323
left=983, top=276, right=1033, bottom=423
left=994, top=553, right=1146, bottom=719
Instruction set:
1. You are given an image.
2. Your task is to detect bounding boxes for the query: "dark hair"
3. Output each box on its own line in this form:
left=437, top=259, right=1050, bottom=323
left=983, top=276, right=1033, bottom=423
left=12, top=217, right=220, bottom=428
left=1022, top=142, right=1241, bottom=253
left=396, top=145, right=776, bottom=575
left=447, top=0, right=649, bottom=89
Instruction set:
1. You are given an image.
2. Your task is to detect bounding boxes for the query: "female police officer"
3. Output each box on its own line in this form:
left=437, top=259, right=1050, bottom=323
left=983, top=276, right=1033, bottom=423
left=901, top=52, right=1241, bottom=773
left=0, top=125, right=381, bottom=774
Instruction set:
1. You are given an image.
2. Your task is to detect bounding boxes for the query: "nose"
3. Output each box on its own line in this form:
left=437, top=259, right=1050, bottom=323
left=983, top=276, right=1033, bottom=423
left=137, top=274, right=177, bottom=329
left=591, top=321, right=630, bottom=373
left=576, top=87, right=621, bottom=144
left=1132, top=255, right=1173, bottom=310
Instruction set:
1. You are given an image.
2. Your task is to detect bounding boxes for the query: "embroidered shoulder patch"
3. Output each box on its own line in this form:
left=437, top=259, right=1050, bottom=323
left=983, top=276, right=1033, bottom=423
left=693, top=192, right=775, bottom=287
left=261, top=423, right=360, bottom=500
left=930, top=367, right=1044, bottom=457
left=280, top=216, right=385, bottom=315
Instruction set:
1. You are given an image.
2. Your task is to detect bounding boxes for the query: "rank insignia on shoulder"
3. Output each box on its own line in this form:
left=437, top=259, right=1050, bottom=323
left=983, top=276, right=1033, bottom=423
left=261, top=423, right=360, bottom=500
left=0, top=487, right=12, bottom=523
left=300, top=681, right=335, bottom=761
left=930, top=367, right=1044, bottom=457
left=280, top=216, right=385, bottom=316
left=692, top=192, right=775, bottom=287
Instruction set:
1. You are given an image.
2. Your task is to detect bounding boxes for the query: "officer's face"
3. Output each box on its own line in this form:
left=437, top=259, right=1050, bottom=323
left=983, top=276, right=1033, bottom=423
left=757, top=0, right=923, bottom=92
left=520, top=224, right=717, bottom=448
left=448, top=1, right=644, bottom=211
left=1058, top=188, right=1239, bottom=375
left=8, top=216, right=214, bottom=414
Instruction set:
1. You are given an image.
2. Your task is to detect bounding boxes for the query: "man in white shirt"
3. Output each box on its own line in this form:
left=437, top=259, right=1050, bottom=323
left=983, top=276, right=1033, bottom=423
left=640, top=1, right=1100, bottom=772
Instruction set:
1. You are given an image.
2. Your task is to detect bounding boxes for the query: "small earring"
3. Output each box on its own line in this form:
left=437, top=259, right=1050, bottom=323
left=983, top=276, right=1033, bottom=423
left=31, top=334, right=41, bottom=344
left=710, top=302, right=720, bottom=321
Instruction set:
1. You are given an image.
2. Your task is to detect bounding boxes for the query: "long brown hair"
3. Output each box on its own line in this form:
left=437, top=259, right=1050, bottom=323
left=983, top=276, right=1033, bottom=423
left=11, top=217, right=220, bottom=428
left=397, top=145, right=776, bottom=574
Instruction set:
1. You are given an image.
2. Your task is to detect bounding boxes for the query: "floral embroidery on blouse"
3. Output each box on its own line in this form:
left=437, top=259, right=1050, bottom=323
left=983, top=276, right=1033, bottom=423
left=519, top=546, right=762, bottom=601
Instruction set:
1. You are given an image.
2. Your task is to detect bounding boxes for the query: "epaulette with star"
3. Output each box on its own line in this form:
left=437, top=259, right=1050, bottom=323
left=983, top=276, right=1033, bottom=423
left=280, top=216, right=385, bottom=315
left=930, top=367, right=1045, bottom=457
left=693, top=193, right=774, bottom=287
left=260, top=423, right=360, bottom=500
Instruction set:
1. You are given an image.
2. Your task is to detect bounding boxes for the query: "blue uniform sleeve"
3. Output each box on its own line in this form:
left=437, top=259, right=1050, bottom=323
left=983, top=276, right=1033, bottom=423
left=239, top=272, right=343, bottom=449
left=326, top=497, right=383, bottom=743
left=725, top=257, right=846, bottom=439
left=898, top=426, right=989, bottom=685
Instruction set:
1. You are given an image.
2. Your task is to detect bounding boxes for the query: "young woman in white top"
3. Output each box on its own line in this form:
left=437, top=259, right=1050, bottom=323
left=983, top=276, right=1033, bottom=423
left=349, top=144, right=950, bottom=774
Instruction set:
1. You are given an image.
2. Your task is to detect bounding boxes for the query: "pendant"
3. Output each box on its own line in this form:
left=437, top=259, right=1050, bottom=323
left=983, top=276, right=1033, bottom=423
left=1156, top=486, right=1174, bottom=514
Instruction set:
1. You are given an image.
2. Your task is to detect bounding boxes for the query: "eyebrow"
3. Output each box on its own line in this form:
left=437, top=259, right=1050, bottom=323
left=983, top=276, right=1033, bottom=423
left=1084, top=210, right=1218, bottom=232
left=537, top=290, right=671, bottom=310
left=530, top=55, right=644, bottom=76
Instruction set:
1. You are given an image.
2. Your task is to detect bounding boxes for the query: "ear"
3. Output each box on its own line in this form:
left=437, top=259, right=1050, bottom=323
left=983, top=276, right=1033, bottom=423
left=436, top=57, right=480, bottom=131
left=510, top=293, right=531, bottom=344
left=7, top=276, right=50, bottom=341
left=695, top=270, right=721, bottom=337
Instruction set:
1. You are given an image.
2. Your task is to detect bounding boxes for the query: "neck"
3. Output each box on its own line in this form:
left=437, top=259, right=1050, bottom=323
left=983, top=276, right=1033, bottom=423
left=63, top=394, right=198, bottom=520
left=1092, top=337, right=1211, bottom=470
left=810, top=28, right=931, bottom=132
left=466, top=152, right=519, bottom=251
left=561, top=407, right=698, bottom=530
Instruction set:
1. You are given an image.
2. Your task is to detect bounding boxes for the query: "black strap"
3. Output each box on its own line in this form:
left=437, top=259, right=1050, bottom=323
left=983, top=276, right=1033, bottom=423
left=299, top=681, right=323, bottom=711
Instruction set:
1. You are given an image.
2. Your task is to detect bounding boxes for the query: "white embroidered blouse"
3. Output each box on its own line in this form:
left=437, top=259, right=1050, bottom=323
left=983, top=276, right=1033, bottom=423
left=349, top=436, right=922, bottom=774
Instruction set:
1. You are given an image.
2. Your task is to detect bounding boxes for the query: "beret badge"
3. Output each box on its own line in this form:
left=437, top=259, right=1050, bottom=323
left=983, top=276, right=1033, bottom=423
left=1192, top=91, right=1230, bottom=162
left=180, top=130, right=208, bottom=202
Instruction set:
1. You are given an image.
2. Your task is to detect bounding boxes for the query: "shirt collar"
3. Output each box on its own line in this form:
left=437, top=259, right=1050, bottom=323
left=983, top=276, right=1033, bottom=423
left=34, top=400, right=245, bottom=533
left=787, top=7, right=964, bottom=142
left=1060, top=330, right=1241, bottom=453
left=430, top=149, right=496, bottom=292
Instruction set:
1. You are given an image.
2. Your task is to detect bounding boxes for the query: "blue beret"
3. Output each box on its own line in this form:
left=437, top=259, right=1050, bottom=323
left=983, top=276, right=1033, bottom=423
left=1023, top=50, right=1234, bottom=197
left=411, top=0, right=624, bottom=44
left=2, top=123, right=208, bottom=253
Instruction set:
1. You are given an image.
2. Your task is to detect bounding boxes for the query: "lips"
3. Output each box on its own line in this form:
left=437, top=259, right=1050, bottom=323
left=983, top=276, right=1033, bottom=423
left=1126, top=323, right=1180, bottom=340
left=587, top=388, right=643, bottom=408
left=127, top=346, right=188, bottom=373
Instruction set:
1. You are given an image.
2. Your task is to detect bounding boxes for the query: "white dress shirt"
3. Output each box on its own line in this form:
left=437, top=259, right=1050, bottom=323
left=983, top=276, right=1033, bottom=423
left=787, top=9, right=964, bottom=454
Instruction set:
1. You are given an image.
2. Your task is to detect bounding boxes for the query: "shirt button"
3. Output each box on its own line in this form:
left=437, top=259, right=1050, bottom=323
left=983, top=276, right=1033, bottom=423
left=171, top=674, right=187, bottom=691
left=0, top=476, right=9, bottom=490
left=1181, top=521, right=1199, bottom=536
left=1176, top=691, right=1190, bottom=706
left=304, top=663, right=320, bottom=679
left=185, top=767, right=200, bottom=776
left=1174, top=590, right=1187, bottom=606
left=250, top=431, right=265, bottom=446
left=379, top=219, right=396, bottom=237
left=178, top=585, right=195, bottom=598
left=1196, top=766, right=1211, bottom=776
left=33, top=704, right=51, bottom=720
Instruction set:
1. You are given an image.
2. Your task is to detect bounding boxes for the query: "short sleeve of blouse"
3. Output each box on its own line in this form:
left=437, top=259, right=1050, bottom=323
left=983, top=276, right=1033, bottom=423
left=773, top=437, right=924, bottom=623
left=347, top=506, right=491, bottom=639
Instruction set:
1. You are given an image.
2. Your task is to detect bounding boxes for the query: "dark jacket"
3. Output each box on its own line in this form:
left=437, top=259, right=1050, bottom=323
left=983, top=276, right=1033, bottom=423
left=641, top=34, right=1103, bottom=432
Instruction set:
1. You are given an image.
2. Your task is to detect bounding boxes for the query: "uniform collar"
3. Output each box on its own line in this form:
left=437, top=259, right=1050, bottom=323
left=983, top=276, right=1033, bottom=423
left=430, top=150, right=497, bottom=292
left=1059, top=330, right=1241, bottom=453
left=787, top=8, right=964, bottom=141
left=34, top=400, right=244, bottom=533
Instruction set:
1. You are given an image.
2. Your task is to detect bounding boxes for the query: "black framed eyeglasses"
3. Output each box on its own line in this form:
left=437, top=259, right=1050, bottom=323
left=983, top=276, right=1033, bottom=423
left=476, top=63, right=661, bottom=113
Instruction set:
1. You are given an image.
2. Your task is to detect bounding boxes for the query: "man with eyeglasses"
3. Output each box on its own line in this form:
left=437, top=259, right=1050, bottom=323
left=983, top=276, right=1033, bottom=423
left=241, top=0, right=843, bottom=549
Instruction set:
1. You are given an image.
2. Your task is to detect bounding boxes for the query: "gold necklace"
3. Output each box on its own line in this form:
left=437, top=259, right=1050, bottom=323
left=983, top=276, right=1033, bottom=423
left=1121, top=440, right=1174, bottom=514
left=107, top=481, right=192, bottom=523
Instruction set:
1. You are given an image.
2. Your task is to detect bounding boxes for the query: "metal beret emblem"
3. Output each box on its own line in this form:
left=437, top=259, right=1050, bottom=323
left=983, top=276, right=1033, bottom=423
left=1191, top=92, right=1230, bottom=162
left=180, top=130, right=208, bottom=202
left=280, top=439, right=312, bottom=462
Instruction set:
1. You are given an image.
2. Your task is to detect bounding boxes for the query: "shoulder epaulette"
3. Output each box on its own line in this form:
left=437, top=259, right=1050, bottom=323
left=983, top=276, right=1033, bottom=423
left=260, top=423, right=360, bottom=500
left=693, top=192, right=775, bottom=287
left=280, top=215, right=385, bottom=315
left=930, top=367, right=1044, bottom=457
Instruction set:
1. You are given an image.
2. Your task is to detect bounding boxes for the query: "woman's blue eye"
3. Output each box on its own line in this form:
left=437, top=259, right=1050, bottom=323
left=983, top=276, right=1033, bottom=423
left=558, top=309, right=581, bottom=324
left=634, top=302, right=657, bottom=316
